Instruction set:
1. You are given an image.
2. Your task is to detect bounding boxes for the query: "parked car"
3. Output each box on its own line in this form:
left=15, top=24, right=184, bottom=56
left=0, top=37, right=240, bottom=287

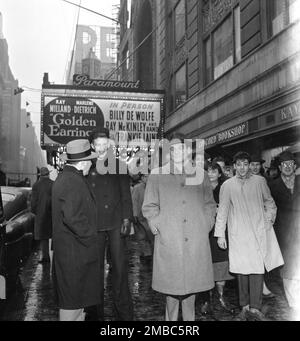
left=0, top=186, right=35, bottom=300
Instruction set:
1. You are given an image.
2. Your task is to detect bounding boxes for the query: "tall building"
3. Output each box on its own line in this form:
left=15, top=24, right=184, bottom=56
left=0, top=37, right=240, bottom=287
left=20, top=109, right=46, bottom=186
left=66, top=25, right=118, bottom=84
left=0, top=12, right=21, bottom=177
left=118, top=0, right=300, bottom=165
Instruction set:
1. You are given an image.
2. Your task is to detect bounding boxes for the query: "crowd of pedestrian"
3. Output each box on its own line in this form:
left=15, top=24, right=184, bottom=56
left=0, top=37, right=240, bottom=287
left=27, top=128, right=300, bottom=321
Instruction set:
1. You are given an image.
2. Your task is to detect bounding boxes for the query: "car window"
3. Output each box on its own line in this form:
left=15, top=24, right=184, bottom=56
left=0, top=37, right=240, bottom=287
left=1, top=192, right=16, bottom=206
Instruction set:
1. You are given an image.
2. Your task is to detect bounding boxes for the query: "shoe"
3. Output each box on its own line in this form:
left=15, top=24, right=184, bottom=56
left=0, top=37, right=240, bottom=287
left=232, top=305, right=249, bottom=321
left=247, top=308, right=271, bottom=321
left=262, top=292, right=276, bottom=299
left=218, top=295, right=235, bottom=314
left=200, top=301, right=213, bottom=315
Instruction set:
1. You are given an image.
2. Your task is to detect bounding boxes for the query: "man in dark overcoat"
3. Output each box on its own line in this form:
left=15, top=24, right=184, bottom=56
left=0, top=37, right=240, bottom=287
left=52, top=139, right=101, bottom=321
left=269, top=151, right=300, bottom=314
left=86, top=128, right=134, bottom=321
left=31, top=167, right=53, bottom=263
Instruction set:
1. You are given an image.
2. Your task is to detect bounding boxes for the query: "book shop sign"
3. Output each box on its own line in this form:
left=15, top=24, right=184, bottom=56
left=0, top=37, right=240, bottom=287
left=205, top=122, right=248, bottom=148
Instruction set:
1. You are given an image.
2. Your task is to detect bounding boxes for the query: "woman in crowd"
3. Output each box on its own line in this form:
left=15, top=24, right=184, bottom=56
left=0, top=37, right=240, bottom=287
left=201, top=161, right=235, bottom=315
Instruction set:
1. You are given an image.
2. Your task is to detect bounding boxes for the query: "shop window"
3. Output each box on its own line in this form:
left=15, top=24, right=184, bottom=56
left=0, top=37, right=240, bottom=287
left=175, top=0, right=186, bottom=44
left=175, top=64, right=187, bottom=108
left=204, top=6, right=241, bottom=85
left=268, top=0, right=300, bottom=37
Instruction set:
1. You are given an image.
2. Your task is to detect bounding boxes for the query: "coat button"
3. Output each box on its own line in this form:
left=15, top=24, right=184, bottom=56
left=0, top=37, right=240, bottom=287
left=185, top=238, right=188, bottom=242
left=105, top=205, right=108, bottom=209
left=183, top=219, right=187, bottom=223
left=183, top=200, right=186, bottom=204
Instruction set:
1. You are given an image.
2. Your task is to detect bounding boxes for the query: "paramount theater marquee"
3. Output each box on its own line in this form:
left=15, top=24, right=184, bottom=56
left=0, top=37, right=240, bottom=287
left=41, top=77, right=165, bottom=149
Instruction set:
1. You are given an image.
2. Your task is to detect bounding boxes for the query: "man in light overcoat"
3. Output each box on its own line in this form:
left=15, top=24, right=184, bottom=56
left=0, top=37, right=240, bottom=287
left=142, top=133, right=216, bottom=321
left=215, top=151, right=284, bottom=321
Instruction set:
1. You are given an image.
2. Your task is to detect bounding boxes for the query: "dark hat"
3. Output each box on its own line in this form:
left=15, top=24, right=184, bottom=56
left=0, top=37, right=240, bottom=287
left=168, top=132, right=186, bottom=146
left=250, top=154, right=265, bottom=164
left=269, top=158, right=280, bottom=169
left=89, top=127, right=110, bottom=143
left=40, top=167, right=50, bottom=176
left=59, top=139, right=98, bottom=162
left=278, top=151, right=296, bottom=163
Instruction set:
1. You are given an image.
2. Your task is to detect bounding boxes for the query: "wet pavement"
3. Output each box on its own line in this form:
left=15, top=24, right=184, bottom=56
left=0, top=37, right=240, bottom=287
left=0, top=236, right=297, bottom=321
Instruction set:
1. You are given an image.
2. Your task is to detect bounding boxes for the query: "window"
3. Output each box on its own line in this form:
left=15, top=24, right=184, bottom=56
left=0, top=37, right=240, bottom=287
left=204, top=6, right=241, bottom=85
left=204, top=38, right=212, bottom=84
left=269, top=0, right=300, bottom=37
left=127, top=0, right=132, bottom=29
left=213, top=16, right=233, bottom=80
left=175, top=0, right=186, bottom=44
left=289, top=0, right=300, bottom=23
left=126, top=50, right=130, bottom=70
left=234, top=6, right=241, bottom=63
left=175, top=64, right=187, bottom=107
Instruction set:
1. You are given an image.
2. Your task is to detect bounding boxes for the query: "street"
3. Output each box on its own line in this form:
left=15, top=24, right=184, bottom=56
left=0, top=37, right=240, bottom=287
left=0, top=237, right=294, bottom=321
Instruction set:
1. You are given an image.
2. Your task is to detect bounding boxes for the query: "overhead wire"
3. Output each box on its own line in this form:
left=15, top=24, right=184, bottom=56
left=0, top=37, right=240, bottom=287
left=61, top=0, right=122, bottom=25
left=62, top=0, right=82, bottom=83
left=66, top=0, right=82, bottom=84
left=105, top=27, right=157, bottom=80
left=60, top=1, right=157, bottom=84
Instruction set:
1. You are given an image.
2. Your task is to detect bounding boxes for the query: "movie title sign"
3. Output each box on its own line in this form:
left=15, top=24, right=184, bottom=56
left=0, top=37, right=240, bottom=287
left=41, top=87, right=164, bottom=149
left=73, top=74, right=141, bottom=90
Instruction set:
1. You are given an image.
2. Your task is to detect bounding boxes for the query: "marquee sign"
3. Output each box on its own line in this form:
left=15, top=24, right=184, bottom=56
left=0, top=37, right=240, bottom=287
left=73, top=74, right=141, bottom=90
left=41, top=86, right=164, bottom=149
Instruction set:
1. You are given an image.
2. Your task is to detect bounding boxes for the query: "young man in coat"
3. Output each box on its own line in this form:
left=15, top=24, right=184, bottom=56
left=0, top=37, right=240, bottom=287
left=215, top=151, right=284, bottom=321
left=52, top=139, right=101, bottom=321
left=142, top=133, right=216, bottom=321
left=86, top=128, right=133, bottom=321
left=249, top=154, right=275, bottom=298
left=269, top=151, right=300, bottom=318
left=31, top=167, right=53, bottom=263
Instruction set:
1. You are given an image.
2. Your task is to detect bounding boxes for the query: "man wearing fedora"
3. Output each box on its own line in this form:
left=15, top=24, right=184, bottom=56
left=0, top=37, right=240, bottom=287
left=86, top=127, right=133, bottom=321
left=269, top=151, right=300, bottom=317
left=31, top=167, right=53, bottom=263
left=52, top=139, right=101, bottom=321
left=250, top=154, right=266, bottom=177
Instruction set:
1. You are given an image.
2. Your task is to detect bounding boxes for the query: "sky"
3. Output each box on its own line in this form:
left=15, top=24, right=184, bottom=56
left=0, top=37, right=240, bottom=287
left=0, top=0, right=120, bottom=140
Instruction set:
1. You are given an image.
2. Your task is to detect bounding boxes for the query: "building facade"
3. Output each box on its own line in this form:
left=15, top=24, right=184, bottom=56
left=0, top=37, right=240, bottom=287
left=118, top=0, right=300, bottom=166
left=66, top=25, right=118, bottom=84
left=0, top=12, right=21, bottom=176
left=20, top=109, right=46, bottom=186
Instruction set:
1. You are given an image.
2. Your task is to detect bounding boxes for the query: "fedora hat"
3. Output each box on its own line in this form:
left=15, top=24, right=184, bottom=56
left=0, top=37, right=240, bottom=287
left=40, top=167, right=50, bottom=176
left=278, top=151, right=296, bottom=163
left=250, top=154, right=265, bottom=164
left=60, top=139, right=98, bottom=162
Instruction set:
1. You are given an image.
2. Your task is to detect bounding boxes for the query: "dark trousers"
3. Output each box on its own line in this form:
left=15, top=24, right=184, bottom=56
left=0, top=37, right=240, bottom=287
left=237, top=274, right=264, bottom=310
left=87, top=228, right=133, bottom=321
